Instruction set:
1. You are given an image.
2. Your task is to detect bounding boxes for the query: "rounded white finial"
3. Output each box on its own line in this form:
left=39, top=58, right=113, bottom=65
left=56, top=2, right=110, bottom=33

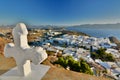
left=13, top=23, right=28, bottom=35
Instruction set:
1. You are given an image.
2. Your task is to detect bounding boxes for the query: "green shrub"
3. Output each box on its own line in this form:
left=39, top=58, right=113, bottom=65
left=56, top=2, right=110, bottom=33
left=91, top=48, right=115, bottom=62
left=54, top=56, right=93, bottom=75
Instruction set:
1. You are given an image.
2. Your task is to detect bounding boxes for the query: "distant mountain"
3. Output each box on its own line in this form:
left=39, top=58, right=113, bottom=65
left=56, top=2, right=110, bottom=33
left=70, top=23, right=120, bottom=29
left=0, top=25, right=14, bottom=28
left=0, top=24, right=65, bottom=29
left=1, top=23, right=120, bottom=29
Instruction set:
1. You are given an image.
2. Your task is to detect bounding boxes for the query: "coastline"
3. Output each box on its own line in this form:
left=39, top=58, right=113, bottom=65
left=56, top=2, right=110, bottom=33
left=66, top=27, right=120, bottom=40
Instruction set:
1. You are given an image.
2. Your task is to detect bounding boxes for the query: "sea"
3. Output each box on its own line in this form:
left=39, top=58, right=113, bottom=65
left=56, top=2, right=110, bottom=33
left=66, top=27, right=120, bottom=40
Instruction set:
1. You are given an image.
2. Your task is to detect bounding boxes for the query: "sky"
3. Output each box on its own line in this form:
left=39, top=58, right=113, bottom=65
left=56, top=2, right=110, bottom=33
left=0, top=0, right=120, bottom=25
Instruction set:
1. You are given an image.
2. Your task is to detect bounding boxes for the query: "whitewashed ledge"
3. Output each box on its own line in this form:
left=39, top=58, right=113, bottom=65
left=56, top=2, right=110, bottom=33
left=0, top=64, right=50, bottom=80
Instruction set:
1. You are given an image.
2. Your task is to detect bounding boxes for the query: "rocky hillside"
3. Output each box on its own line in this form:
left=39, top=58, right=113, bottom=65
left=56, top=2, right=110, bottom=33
left=109, top=36, right=120, bottom=49
left=109, top=36, right=120, bottom=44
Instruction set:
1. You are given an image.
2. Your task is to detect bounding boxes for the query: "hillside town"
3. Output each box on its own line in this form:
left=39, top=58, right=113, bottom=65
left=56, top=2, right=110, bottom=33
left=29, top=29, right=120, bottom=80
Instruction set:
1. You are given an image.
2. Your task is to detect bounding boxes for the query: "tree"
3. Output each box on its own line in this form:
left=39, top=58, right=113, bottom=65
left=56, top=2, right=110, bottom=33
left=106, top=53, right=115, bottom=61
left=80, top=59, right=93, bottom=75
left=91, top=48, right=115, bottom=62
left=68, top=58, right=80, bottom=72
left=54, top=56, right=93, bottom=75
left=91, top=52, right=98, bottom=59
left=57, top=57, right=68, bottom=68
